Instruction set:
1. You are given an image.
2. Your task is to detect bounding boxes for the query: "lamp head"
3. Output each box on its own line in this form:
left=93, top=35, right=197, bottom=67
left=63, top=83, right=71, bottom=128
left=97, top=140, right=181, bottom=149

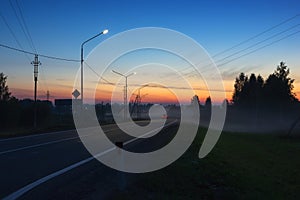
left=102, top=29, right=109, bottom=34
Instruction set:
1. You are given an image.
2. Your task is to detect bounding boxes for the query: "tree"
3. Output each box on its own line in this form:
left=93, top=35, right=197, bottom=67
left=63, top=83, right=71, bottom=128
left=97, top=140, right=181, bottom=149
left=256, top=74, right=264, bottom=89
left=264, top=62, right=297, bottom=105
left=0, top=73, right=20, bottom=128
left=231, top=61, right=297, bottom=110
left=205, top=96, right=211, bottom=110
left=0, top=73, right=11, bottom=101
left=221, top=99, right=229, bottom=109
left=232, top=73, right=248, bottom=104
left=191, top=95, right=200, bottom=107
left=232, top=71, right=267, bottom=108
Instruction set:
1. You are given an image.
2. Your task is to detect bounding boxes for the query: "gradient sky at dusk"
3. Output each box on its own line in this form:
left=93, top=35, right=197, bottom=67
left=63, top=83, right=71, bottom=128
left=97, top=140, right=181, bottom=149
left=1, top=0, right=300, bottom=104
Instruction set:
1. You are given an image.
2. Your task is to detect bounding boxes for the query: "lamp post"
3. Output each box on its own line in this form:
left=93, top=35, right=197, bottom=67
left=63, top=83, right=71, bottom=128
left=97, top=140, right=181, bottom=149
left=81, top=29, right=108, bottom=105
left=112, top=70, right=136, bottom=120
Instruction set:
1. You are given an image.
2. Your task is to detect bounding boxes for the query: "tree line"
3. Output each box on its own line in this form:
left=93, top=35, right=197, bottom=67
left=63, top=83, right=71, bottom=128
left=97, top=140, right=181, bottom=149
left=0, top=72, right=52, bottom=129
left=1, top=61, right=299, bottom=131
left=232, top=62, right=298, bottom=110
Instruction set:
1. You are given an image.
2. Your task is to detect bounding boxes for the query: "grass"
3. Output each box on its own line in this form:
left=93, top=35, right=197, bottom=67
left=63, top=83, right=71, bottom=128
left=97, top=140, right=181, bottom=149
left=0, top=114, right=75, bottom=138
left=110, top=128, right=300, bottom=199
left=0, top=124, right=75, bottom=138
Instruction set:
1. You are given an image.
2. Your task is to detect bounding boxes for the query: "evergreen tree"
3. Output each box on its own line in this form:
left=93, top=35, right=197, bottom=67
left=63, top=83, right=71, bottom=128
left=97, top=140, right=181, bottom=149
left=264, top=62, right=297, bottom=105
left=0, top=73, right=11, bottom=101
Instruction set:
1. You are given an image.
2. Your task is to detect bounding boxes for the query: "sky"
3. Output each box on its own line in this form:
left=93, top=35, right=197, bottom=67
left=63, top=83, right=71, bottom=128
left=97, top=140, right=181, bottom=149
left=0, top=0, right=300, bottom=104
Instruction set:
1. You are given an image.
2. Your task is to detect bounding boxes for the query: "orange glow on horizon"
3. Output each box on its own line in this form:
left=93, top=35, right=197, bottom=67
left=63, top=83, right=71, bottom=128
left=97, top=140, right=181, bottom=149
left=9, top=79, right=300, bottom=104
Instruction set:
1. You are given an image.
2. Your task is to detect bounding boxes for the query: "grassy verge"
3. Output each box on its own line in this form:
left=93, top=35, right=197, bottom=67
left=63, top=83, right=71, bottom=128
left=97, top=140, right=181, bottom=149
left=111, top=128, right=300, bottom=199
left=0, top=125, right=75, bottom=138
left=0, top=114, right=75, bottom=138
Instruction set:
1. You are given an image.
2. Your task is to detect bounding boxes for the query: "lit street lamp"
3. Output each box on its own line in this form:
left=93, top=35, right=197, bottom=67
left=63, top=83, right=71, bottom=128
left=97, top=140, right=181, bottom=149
left=112, top=70, right=136, bottom=120
left=80, top=29, right=108, bottom=105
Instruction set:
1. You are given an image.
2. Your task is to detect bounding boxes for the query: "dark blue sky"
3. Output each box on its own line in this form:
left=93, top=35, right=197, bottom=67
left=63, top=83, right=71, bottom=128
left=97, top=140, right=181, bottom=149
left=1, top=0, right=300, bottom=100
left=2, top=0, right=300, bottom=56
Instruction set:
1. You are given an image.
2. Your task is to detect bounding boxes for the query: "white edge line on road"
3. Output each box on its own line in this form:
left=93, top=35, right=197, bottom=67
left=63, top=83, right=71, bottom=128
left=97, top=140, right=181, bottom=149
left=3, top=120, right=178, bottom=200
left=0, top=129, right=76, bottom=142
left=0, top=136, right=83, bottom=156
left=0, top=127, right=120, bottom=155
left=0, top=120, right=148, bottom=143
left=2, top=148, right=116, bottom=200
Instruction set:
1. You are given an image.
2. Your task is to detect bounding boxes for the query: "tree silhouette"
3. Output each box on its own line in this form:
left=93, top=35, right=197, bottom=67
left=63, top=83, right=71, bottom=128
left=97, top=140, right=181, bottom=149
left=0, top=73, right=11, bottom=102
left=0, top=73, right=20, bottom=128
left=221, top=99, right=229, bottom=109
left=232, top=73, right=247, bottom=105
left=232, top=62, right=297, bottom=108
left=232, top=73, right=264, bottom=107
left=205, top=96, right=212, bottom=110
left=264, top=62, right=297, bottom=106
left=191, top=95, right=200, bottom=107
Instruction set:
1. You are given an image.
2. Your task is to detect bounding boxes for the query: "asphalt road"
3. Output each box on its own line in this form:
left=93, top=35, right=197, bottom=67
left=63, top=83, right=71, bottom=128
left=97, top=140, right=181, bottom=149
left=0, top=119, right=179, bottom=199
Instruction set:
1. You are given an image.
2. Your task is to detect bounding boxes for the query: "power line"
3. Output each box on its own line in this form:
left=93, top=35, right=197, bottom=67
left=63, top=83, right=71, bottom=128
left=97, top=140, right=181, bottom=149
left=182, top=26, right=300, bottom=78
left=158, top=18, right=300, bottom=81
left=8, top=0, right=36, bottom=53
left=182, top=23, right=299, bottom=78
left=84, top=61, right=115, bottom=85
left=215, top=24, right=300, bottom=64
left=218, top=29, right=300, bottom=67
left=158, top=17, right=300, bottom=83
left=0, top=11, right=31, bottom=61
left=15, top=0, right=37, bottom=53
left=0, top=43, right=80, bottom=62
left=38, top=53, right=80, bottom=62
left=212, top=13, right=300, bottom=58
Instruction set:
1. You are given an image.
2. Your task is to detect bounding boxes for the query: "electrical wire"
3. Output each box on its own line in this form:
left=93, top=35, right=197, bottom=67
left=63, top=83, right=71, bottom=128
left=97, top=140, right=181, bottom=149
left=156, top=16, right=300, bottom=83
left=15, top=0, right=37, bottom=53
left=215, top=24, right=300, bottom=64
left=212, top=13, right=300, bottom=58
left=8, top=0, right=36, bottom=53
left=0, top=43, right=80, bottom=62
left=0, top=11, right=31, bottom=61
left=182, top=26, right=300, bottom=78
left=218, top=29, right=300, bottom=67
left=84, top=61, right=115, bottom=85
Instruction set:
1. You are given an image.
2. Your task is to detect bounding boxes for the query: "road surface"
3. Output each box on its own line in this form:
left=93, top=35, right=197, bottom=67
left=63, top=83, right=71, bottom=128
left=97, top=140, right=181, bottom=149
left=0, top=119, right=179, bottom=199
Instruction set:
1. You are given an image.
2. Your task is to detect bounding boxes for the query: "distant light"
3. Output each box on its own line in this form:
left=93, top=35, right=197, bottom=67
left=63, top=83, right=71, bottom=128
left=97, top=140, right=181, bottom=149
left=102, top=29, right=109, bottom=34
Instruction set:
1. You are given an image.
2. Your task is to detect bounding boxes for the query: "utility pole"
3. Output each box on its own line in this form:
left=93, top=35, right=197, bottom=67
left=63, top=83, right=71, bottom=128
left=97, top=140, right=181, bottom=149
left=31, top=54, right=41, bottom=128
left=46, top=90, right=50, bottom=101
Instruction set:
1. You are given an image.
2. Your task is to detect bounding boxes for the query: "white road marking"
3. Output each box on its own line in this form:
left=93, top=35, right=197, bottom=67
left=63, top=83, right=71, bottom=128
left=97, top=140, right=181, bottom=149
left=0, top=127, right=120, bottom=156
left=2, top=148, right=116, bottom=200
left=0, top=123, right=124, bottom=143
left=3, top=120, right=178, bottom=200
left=0, top=136, right=83, bottom=156
left=0, top=129, right=75, bottom=142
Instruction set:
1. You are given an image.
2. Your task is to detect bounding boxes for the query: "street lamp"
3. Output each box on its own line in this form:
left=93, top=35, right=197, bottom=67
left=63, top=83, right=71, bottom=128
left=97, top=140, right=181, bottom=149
left=112, top=70, right=136, bottom=120
left=81, top=29, right=108, bottom=105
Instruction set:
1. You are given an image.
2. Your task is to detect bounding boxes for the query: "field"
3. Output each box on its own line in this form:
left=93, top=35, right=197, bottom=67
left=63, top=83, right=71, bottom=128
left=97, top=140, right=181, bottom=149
left=110, top=128, right=300, bottom=199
